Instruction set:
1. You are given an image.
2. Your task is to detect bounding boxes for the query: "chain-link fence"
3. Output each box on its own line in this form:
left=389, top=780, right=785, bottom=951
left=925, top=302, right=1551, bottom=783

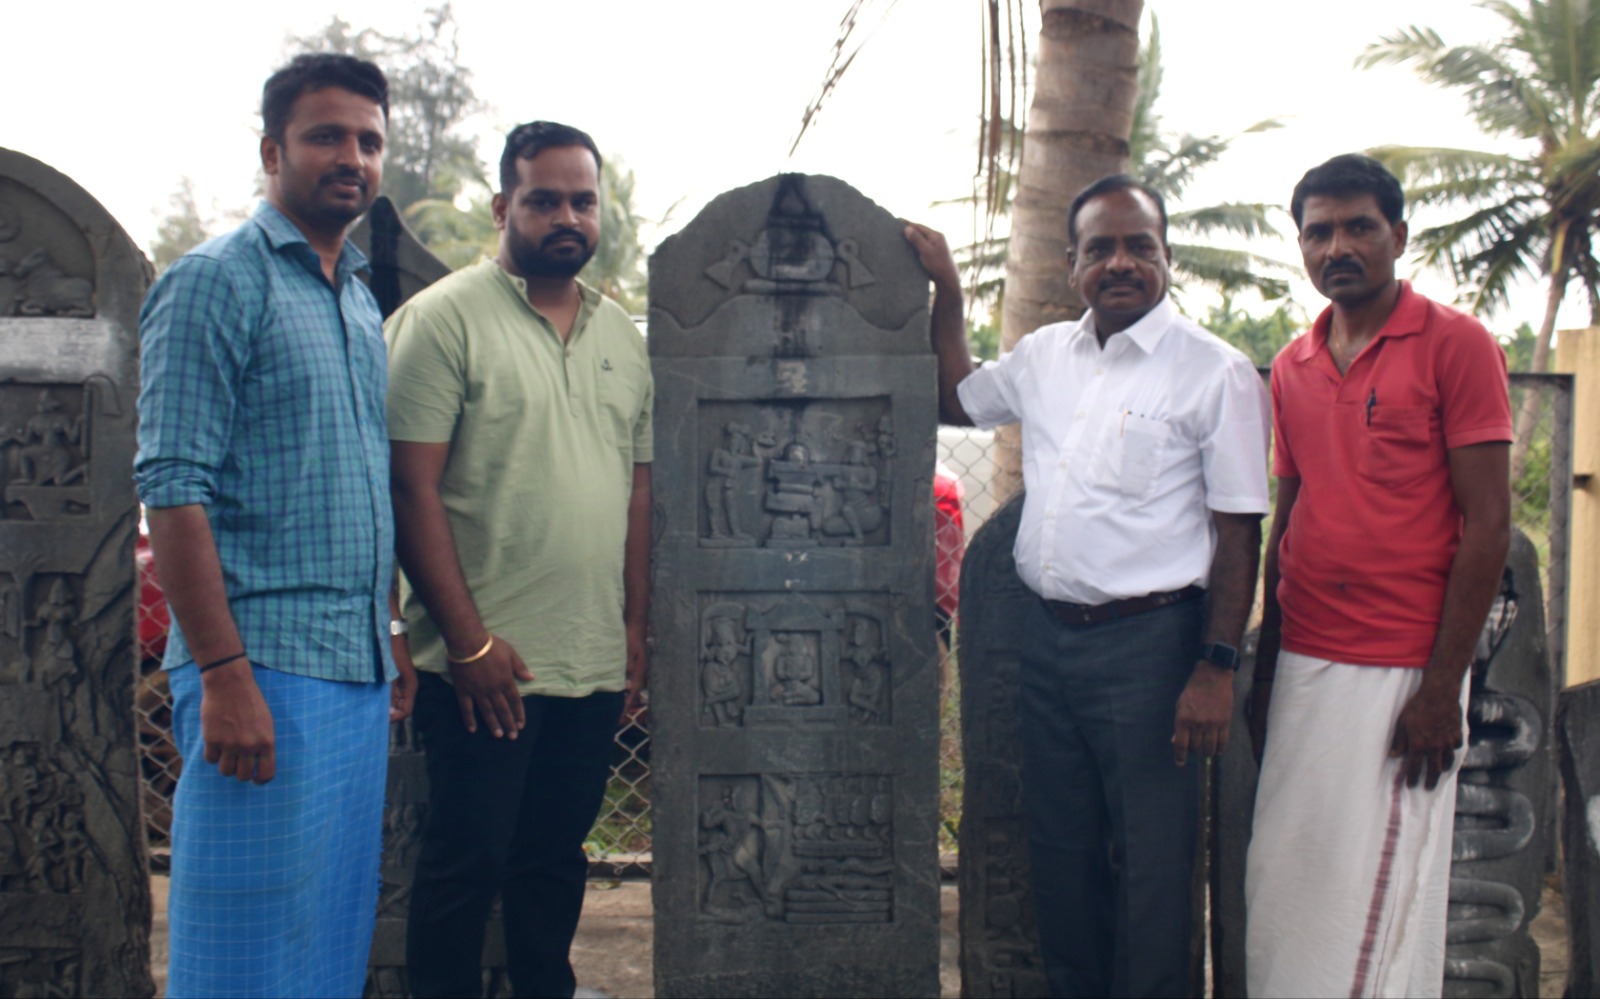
left=133, top=373, right=1575, bottom=875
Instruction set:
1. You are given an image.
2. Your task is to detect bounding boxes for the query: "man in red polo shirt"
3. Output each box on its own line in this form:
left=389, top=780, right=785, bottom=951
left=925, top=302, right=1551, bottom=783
left=1244, top=154, right=1512, bottom=998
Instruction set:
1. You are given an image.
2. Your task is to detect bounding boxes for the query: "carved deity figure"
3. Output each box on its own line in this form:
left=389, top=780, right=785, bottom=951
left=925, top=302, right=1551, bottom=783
left=763, top=443, right=824, bottom=544
left=843, top=618, right=887, bottom=723
left=819, top=440, right=886, bottom=544
left=768, top=633, right=821, bottom=706
left=11, top=393, right=86, bottom=487
left=701, top=615, right=747, bottom=727
left=704, top=422, right=761, bottom=544
left=699, top=784, right=771, bottom=913
left=32, top=578, right=77, bottom=688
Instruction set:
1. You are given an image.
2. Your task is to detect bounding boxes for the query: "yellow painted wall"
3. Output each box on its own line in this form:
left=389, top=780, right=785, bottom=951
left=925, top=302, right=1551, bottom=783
left=1556, top=327, right=1600, bottom=686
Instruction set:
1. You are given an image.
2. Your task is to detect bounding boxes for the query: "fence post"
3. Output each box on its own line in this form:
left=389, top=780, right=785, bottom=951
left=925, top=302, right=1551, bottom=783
left=1556, top=327, right=1600, bottom=686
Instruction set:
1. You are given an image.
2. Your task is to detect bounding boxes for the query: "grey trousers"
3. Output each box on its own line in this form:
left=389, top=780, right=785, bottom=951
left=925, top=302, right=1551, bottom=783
left=1019, top=595, right=1204, bottom=999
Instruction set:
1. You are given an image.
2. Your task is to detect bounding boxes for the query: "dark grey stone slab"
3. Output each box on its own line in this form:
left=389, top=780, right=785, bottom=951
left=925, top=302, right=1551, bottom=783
left=1445, top=530, right=1553, bottom=999
left=1558, top=679, right=1600, bottom=998
left=347, top=196, right=452, bottom=320
left=649, top=174, right=940, bottom=998
left=0, top=147, right=154, bottom=998
left=953, top=494, right=1048, bottom=999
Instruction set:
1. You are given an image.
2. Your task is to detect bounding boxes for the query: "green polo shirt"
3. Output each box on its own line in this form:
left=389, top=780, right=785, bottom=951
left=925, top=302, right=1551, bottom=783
left=385, top=258, right=653, bottom=697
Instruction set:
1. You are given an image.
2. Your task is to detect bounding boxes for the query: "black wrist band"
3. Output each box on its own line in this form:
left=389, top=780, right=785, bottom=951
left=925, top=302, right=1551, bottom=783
left=199, top=652, right=247, bottom=674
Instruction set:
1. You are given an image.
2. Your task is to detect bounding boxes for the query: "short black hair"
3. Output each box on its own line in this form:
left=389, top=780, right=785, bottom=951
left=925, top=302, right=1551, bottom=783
left=1067, top=174, right=1169, bottom=249
left=261, top=53, right=389, bottom=145
left=498, top=121, right=603, bottom=195
left=1290, top=154, right=1405, bottom=228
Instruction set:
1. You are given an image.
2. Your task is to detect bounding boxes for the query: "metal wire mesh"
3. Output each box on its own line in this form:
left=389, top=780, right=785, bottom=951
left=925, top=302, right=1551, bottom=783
left=133, top=380, right=1575, bottom=873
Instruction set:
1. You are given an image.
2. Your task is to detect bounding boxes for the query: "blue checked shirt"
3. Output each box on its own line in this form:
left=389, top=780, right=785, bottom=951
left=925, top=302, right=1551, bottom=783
left=135, top=203, right=396, bottom=684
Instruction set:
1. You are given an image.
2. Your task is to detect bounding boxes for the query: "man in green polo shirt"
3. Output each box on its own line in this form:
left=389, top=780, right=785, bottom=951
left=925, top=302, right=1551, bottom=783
left=386, top=120, right=653, bottom=999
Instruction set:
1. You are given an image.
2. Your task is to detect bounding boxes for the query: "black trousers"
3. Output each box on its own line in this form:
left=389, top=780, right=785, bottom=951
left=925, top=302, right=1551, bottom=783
left=1019, top=597, right=1204, bottom=999
left=405, top=673, right=623, bottom=999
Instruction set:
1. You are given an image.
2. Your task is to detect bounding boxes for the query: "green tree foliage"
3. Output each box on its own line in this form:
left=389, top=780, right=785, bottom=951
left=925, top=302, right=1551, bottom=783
left=148, top=178, right=210, bottom=274
left=1359, top=0, right=1600, bottom=364
left=1200, top=298, right=1305, bottom=367
left=290, top=5, right=487, bottom=214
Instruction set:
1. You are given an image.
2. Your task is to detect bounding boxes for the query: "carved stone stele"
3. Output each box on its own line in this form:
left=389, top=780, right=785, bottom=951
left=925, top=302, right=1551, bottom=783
left=650, top=175, right=940, bottom=997
left=0, top=147, right=153, bottom=998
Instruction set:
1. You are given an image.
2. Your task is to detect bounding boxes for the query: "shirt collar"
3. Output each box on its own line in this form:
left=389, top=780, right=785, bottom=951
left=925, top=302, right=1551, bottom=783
left=250, top=201, right=370, bottom=279
left=1076, top=295, right=1177, bottom=354
left=487, top=258, right=601, bottom=337
left=1290, top=280, right=1425, bottom=363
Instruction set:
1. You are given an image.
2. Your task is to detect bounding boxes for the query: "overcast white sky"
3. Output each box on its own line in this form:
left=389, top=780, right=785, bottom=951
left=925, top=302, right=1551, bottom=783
left=6, top=0, right=1580, bottom=332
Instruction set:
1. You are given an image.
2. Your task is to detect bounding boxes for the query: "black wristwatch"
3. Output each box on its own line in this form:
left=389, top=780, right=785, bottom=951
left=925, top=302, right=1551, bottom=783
left=1199, top=642, right=1240, bottom=671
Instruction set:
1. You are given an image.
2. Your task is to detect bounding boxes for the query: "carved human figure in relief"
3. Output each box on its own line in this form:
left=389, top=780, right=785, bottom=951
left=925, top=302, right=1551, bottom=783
left=11, top=393, right=86, bottom=487
left=31, top=579, right=77, bottom=689
left=843, top=618, right=887, bottom=723
left=819, top=440, right=885, bottom=544
left=768, top=633, right=820, bottom=706
left=699, top=783, right=770, bottom=913
left=700, top=615, right=747, bottom=727
left=704, top=422, right=760, bottom=544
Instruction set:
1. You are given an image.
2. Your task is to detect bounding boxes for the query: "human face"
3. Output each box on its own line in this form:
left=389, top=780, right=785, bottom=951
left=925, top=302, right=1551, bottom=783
left=1298, top=193, right=1407, bottom=307
left=493, top=145, right=601, bottom=280
left=1068, top=189, right=1171, bottom=335
left=261, top=86, right=385, bottom=239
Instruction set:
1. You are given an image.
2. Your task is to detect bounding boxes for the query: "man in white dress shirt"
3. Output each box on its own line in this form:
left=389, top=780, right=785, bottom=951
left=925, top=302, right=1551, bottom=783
left=907, top=175, right=1271, bottom=998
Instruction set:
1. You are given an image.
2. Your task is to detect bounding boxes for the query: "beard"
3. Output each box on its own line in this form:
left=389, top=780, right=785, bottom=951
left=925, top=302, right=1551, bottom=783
left=506, top=225, right=595, bottom=279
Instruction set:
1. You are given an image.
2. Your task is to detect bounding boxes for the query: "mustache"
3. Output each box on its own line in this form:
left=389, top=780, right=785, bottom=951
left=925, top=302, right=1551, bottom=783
left=1323, top=260, right=1363, bottom=279
left=542, top=228, right=589, bottom=251
left=1098, top=277, right=1144, bottom=291
left=319, top=168, right=367, bottom=192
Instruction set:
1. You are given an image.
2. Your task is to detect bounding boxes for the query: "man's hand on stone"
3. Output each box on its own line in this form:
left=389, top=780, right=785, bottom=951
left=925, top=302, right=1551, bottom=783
left=1389, top=677, right=1464, bottom=790
left=200, top=660, right=276, bottom=784
left=448, top=636, right=534, bottom=739
left=1173, top=663, right=1234, bottom=765
left=902, top=222, right=961, bottom=291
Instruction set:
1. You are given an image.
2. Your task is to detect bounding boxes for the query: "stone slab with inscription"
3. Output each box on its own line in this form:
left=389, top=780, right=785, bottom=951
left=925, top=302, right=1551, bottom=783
left=649, top=174, right=940, bottom=997
left=0, top=147, right=154, bottom=997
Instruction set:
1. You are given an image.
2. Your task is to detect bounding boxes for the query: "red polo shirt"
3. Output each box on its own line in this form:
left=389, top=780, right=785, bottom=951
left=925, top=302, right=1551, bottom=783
left=1271, top=282, right=1511, bottom=667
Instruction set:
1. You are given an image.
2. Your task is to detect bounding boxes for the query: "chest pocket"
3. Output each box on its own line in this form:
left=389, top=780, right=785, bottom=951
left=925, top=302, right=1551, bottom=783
left=1100, top=412, right=1172, bottom=500
left=594, top=351, right=646, bottom=451
left=1357, top=405, right=1434, bottom=484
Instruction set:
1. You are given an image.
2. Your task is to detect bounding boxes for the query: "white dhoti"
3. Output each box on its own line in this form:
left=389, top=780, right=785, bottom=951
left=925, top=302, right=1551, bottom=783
left=1245, top=651, right=1467, bottom=999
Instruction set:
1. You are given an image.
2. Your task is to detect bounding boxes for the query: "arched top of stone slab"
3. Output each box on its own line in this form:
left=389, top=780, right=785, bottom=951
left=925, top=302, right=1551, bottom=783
left=348, top=195, right=453, bottom=319
left=648, top=173, right=930, bottom=342
left=0, top=147, right=151, bottom=326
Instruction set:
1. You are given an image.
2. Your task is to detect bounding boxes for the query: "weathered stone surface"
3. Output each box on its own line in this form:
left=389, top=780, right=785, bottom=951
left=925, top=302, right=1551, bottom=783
left=649, top=174, right=940, bottom=998
left=1446, top=530, right=1553, bottom=998
left=953, top=494, right=1048, bottom=999
left=1558, top=680, right=1600, bottom=998
left=347, top=196, right=452, bottom=320
left=0, top=147, right=154, bottom=997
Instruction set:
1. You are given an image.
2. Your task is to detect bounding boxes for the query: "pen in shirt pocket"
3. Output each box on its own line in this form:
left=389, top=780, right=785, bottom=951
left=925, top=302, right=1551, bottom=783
left=1366, top=388, right=1377, bottom=426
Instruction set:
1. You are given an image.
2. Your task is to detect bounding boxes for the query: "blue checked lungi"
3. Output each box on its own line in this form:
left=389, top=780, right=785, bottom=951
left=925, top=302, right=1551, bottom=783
left=166, top=663, right=390, bottom=999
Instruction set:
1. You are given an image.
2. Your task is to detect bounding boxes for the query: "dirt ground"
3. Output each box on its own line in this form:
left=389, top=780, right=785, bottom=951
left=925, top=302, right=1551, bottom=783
left=149, top=875, right=1567, bottom=998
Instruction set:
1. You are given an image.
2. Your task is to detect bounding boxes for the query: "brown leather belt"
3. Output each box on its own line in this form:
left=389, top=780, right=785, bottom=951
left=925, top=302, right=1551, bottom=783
left=1042, top=585, right=1205, bottom=628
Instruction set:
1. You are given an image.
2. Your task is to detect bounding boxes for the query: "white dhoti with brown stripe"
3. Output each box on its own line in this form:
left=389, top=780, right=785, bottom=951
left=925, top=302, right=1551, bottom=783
left=1244, top=651, right=1467, bottom=999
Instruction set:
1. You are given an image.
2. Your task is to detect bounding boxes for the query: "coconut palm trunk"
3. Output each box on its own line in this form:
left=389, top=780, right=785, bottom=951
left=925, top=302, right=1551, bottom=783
left=992, top=0, right=1145, bottom=501
left=1510, top=225, right=1574, bottom=478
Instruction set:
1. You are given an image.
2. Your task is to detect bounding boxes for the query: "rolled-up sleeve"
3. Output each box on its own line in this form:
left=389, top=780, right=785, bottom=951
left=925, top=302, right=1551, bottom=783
left=134, top=255, right=247, bottom=509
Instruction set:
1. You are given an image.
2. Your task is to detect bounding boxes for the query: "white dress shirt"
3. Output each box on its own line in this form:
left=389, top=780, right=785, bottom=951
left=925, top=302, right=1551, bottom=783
left=957, top=296, right=1271, bottom=605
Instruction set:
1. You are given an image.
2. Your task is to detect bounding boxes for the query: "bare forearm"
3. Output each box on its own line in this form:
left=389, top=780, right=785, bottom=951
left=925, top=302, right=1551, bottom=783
left=391, top=481, right=487, bottom=658
left=145, top=504, right=244, bottom=665
left=1423, top=519, right=1510, bottom=686
left=930, top=280, right=976, bottom=427
left=1202, top=513, right=1263, bottom=649
left=624, top=465, right=651, bottom=630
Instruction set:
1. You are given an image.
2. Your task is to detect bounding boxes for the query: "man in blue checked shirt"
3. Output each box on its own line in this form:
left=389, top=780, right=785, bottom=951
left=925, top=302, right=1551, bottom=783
left=134, top=53, right=416, bottom=999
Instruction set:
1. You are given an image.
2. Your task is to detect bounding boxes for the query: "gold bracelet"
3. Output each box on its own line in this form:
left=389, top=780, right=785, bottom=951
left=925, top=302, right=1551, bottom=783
left=448, top=635, right=494, bottom=664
